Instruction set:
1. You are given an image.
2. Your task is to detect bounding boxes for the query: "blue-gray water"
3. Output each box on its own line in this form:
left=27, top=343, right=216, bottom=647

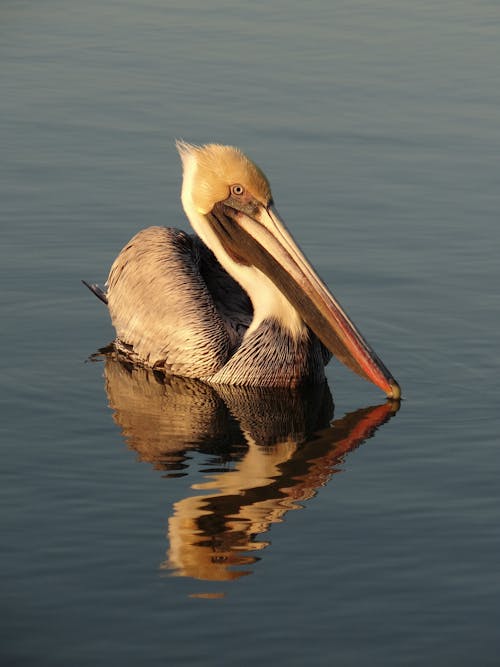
left=1, top=1, right=499, bottom=665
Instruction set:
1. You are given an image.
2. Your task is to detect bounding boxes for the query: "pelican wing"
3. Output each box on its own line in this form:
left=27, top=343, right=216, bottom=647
left=106, top=226, right=250, bottom=378
left=196, top=238, right=253, bottom=349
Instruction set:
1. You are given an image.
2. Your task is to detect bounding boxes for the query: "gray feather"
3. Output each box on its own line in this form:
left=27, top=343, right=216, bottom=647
left=82, top=280, right=108, bottom=304
left=96, top=226, right=329, bottom=388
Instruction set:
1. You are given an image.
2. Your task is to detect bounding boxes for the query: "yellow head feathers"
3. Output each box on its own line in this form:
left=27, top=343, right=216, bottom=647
left=177, top=141, right=272, bottom=214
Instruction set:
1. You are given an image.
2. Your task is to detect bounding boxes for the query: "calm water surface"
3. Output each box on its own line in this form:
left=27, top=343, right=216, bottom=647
left=1, top=1, right=499, bottom=665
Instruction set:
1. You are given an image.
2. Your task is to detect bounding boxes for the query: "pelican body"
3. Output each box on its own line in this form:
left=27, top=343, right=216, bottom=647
left=86, top=142, right=400, bottom=398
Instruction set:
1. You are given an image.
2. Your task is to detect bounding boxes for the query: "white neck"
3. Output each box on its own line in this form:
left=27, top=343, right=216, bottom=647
left=180, top=155, right=306, bottom=339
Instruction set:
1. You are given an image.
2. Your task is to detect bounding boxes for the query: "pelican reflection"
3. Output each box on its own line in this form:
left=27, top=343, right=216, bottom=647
left=101, top=354, right=399, bottom=581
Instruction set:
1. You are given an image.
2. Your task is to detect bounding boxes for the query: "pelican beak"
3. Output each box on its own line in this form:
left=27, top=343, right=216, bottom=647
left=209, top=201, right=401, bottom=399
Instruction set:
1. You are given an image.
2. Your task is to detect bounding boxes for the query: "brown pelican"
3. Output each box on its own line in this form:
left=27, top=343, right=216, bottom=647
left=85, top=142, right=400, bottom=398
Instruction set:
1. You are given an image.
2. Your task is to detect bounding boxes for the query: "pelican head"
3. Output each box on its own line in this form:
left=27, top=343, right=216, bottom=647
left=176, top=141, right=401, bottom=399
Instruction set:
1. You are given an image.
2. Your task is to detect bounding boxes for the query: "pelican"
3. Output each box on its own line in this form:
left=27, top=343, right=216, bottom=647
left=84, top=142, right=400, bottom=398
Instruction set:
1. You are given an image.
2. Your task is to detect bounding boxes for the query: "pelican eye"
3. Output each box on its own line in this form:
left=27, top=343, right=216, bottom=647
left=230, top=184, right=245, bottom=196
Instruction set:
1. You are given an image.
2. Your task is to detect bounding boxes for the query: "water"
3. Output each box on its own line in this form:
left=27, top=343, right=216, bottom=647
left=1, top=1, right=499, bottom=665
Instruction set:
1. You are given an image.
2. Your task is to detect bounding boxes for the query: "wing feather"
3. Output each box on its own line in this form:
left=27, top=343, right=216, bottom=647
left=107, top=226, right=233, bottom=378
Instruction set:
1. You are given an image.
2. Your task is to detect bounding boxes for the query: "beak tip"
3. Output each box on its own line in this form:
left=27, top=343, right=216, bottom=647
left=386, top=379, right=401, bottom=401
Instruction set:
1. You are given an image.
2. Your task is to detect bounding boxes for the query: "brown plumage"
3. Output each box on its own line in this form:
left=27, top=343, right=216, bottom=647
left=85, top=143, right=401, bottom=396
left=107, top=226, right=251, bottom=378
